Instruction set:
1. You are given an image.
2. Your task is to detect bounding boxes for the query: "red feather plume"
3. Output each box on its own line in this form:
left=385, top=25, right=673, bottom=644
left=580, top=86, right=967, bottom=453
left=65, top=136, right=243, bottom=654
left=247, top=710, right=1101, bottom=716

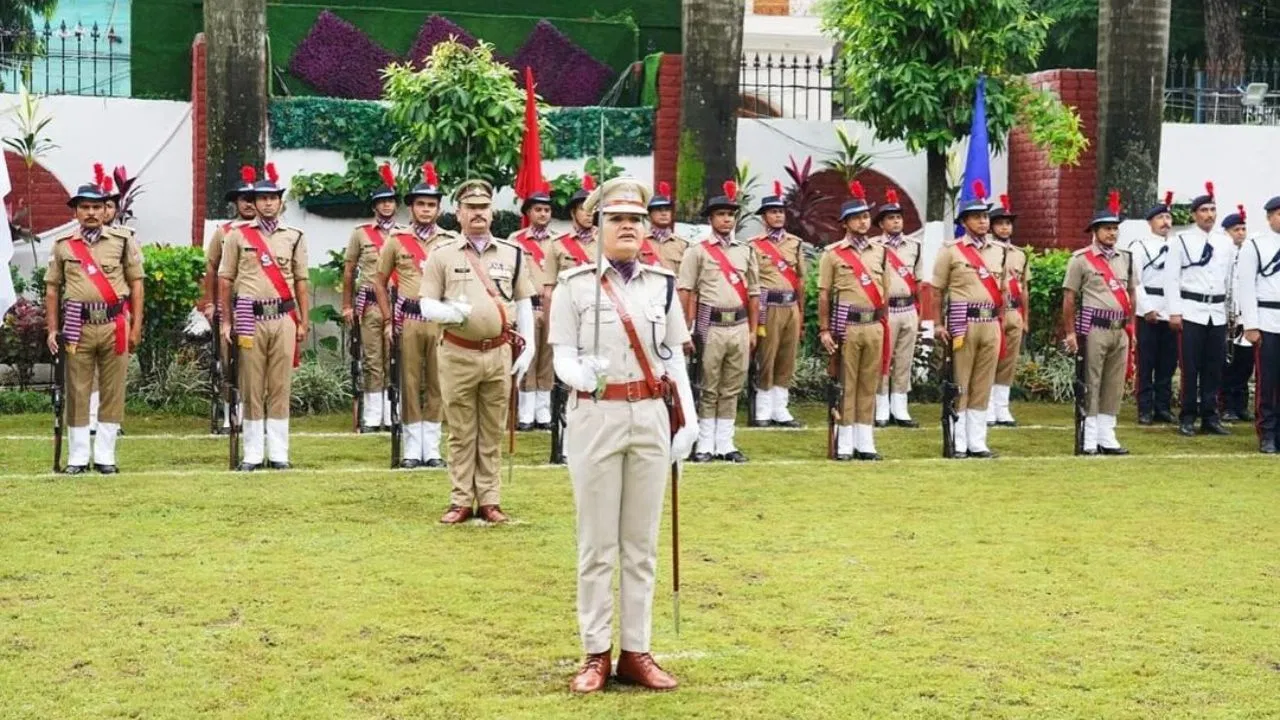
left=1107, top=189, right=1121, bottom=217
left=102, top=176, right=114, bottom=194
left=1205, top=181, right=1215, bottom=200
left=773, top=180, right=783, bottom=198
left=378, top=162, right=396, bottom=190
left=1163, top=190, right=1173, bottom=207
left=657, top=181, right=670, bottom=197
left=265, top=163, right=279, bottom=185
left=422, top=162, right=438, bottom=187
left=93, top=163, right=106, bottom=190
left=540, top=177, right=552, bottom=194
left=240, top=165, right=257, bottom=184
left=583, top=173, right=597, bottom=192
left=1000, top=194, right=1011, bottom=212
left=972, top=179, right=987, bottom=201
left=1239, top=204, right=1246, bottom=222
left=849, top=180, right=865, bottom=201
left=885, top=188, right=899, bottom=205
left=723, top=180, right=738, bottom=201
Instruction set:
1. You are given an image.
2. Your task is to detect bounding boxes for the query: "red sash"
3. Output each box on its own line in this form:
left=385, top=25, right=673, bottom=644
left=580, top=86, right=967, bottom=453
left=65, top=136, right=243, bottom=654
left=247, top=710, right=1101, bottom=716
left=66, top=237, right=128, bottom=355
left=955, top=240, right=1008, bottom=358
left=832, top=245, right=890, bottom=374
left=883, top=246, right=918, bottom=312
left=363, top=225, right=398, bottom=286
left=1084, top=248, right=1136, bottom=380
left=702, top=241, right=751, bottom=308
left=639, top=238, right=661, bottom=266
left=240, top=226, right=302, bottom=367
left=396, top=232, right=429, bottom=270
left=515, top=231, right=547, bottom=270
left=561, top=236, right=592, bottom=266
left=1008, top=275, right=1027, bottom=326
left=753, top=236, right=801, bottom=293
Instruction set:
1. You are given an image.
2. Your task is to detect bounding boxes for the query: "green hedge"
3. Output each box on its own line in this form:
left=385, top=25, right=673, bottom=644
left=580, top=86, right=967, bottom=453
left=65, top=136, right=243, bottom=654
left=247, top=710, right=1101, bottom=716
left=269, top=97, right=654, bottom=158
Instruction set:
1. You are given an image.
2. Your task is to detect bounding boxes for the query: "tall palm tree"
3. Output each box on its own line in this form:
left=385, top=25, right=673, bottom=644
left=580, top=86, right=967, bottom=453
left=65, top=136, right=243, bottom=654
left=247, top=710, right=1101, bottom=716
left=1096, top=0, right=1172, bottom=209
left=676, top=0, right=745, bottom=220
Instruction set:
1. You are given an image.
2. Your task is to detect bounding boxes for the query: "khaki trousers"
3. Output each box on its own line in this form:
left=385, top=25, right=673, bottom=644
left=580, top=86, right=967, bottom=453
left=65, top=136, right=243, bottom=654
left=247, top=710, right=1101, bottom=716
left=67, top=323, right=127, bottom=426
left=994, top=310, right=1024, bottom=386
left=359, top=305, right=387, bottom=392
left=756, top=303, right=800, bottom=389
left=519, top=312, right=555, bottom=392
left=698, top=323, right=750, bottom=420
left=566, top=396, right=670, bottom=654
left=878, top=309, right=918, bottom=394
left=400, top=318, right=442, bottom=424
left=439, top=341, right=510, bottom=508
left=840, top=323, right=884, bottom=425
left=240, top=316, right=296, bottom=421
left=1086, top=327, right=1129, bottom=416
left=953, top=321, right=1000, bottom=411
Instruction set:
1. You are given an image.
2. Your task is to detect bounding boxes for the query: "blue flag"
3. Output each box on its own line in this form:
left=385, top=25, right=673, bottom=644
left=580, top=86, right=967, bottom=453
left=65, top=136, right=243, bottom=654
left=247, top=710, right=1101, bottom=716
left=956, top=75, right=991, bottom=237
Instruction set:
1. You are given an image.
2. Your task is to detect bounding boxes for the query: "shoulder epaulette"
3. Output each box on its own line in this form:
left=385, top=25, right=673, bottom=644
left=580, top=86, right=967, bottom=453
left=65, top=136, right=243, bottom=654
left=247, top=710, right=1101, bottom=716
left=641, top=263, right=675, bottom=278
left=106, top=225, right=136, bottom=239
left=560, top=264, right=596, bottom=282
left=1071, top=247, right=1090, bottom=256
left=494, top=237, right=520, bottom=250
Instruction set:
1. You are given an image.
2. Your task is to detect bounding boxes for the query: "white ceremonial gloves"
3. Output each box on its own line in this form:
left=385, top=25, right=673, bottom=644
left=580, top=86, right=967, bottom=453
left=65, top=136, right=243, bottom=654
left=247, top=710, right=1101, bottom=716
left=671, top=419, right=698, bottom=460
left=417, top=296, right=472, bottom=325
left=663, top=349, right=699, bottom=461
left=511, top=298, right=535, bottom=380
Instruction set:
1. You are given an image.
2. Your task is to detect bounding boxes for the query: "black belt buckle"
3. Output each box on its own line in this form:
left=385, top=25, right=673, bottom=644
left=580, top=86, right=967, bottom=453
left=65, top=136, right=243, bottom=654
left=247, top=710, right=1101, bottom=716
left=969, top=307, right=996, bottom=320
left=87, top=306, right=108, bottom=323
left=849, top=310, right=874, bottom=324
left=402, top=300, right=422, bottom=315
left=718, top=311, right=738, bottom=323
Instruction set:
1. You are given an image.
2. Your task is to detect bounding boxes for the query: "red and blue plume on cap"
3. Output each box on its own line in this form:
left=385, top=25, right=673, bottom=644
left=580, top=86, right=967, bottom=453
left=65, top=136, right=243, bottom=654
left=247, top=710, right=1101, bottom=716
left=972, top=179, right=987, bottom=201
left=1163, top=190, right=1173, bottom=207
left=241, top=165, right=257, bottom=185
left=1239, top=204, right=1246, bottom=221
left=658, top=180, right=671, bottom=198
left=723, top=180, right=738, bottom=201
left=885, top=188, right=899, bottom=205
left=1000, top=194, right=1011, bottom=212
left=582, top=173, right=596, bottom=192
left=265, top=162, right=279, bottom=185
left=422, top=162, right=438, bottom=187
left=378, top=162, right=396, bottom=190
left=93, top=163, right=108, bottom=192
left=773, top=180, right=783, bottom=198
left=1108, top=189, right=1121, bottom=217
left=849, top=180, right=865, bottom=201
left=102, top=176, right=114, bottom=194
left=1205, top=181, right=1215, bottom=200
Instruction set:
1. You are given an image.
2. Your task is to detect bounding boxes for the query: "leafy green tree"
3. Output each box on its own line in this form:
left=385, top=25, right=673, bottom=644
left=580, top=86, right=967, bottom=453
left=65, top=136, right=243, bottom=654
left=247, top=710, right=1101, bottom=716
left=821, top=0, right=1087, bottom=221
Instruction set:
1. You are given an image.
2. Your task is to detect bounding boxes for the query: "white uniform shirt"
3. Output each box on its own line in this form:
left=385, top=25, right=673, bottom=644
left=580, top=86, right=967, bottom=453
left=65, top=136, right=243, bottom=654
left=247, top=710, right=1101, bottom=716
left=1162, top=226, right=1233, bottom=326
left=1132, top=235, right=1171, bottom=319
left=1237, top=229, right=1280, bottom=335
left=1228, top=242, right=1252, bottom=347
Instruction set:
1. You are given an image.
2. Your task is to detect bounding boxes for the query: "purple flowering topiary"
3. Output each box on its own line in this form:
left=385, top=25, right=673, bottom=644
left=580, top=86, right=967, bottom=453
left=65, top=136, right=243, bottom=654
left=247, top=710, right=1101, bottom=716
left=287, top=10, right=398, bottom=100
left=406, top=15, right=478, bottom=67
left=509, top=21, right=614, bottom=106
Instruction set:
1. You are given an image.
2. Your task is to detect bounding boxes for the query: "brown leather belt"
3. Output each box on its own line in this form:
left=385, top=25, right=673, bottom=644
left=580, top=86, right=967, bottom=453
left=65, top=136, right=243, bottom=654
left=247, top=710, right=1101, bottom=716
left=577, top=380, right=663, bottom=402
left=443, top=330, right=510, bottom=352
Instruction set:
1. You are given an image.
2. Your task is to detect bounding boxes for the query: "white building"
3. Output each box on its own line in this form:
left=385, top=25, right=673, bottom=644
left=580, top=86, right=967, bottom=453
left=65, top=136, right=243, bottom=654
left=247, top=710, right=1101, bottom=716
left=742, top=0, right=836, bottom=120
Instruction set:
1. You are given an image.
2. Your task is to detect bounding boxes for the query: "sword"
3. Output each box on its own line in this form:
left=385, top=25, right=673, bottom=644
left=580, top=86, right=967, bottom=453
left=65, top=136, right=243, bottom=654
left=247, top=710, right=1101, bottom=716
left=671, top=460, right=681, bottom=635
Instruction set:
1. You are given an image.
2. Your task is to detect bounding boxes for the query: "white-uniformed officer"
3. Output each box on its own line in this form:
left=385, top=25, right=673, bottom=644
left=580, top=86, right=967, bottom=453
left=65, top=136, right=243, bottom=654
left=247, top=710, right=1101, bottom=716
left=1236, top=195, right=1280, bottom=453
left=1131, top=192, right=1177, bottom=425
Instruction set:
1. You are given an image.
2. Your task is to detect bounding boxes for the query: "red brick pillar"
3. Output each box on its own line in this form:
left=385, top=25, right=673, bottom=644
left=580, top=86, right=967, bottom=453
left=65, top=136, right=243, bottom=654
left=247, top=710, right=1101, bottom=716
left=653, top=54, right=682, bottom=195
left=1006, top=69, right=1098, bottom=250
left=191, top=33, right=207, bottom=248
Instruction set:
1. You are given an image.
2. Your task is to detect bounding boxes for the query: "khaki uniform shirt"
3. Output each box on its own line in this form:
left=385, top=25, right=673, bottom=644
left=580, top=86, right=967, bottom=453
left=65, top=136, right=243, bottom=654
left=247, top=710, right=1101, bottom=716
left=346, top=223, right=402, bottom=286
left=218, top=220, right=308, bottom=298
left=677, top=236, right=761, bottom=308
left=206, top=220, right=249, bottom=273
left=508, top=228, right=554, bottom=289
left=420, top=237, right=538, bottom=341
left=818, top=236, right=888, bottom=306
left=751, top=231, right=805, bottom=293
left=645, top=231, right=691, bottom=277
left=544, top=230, right=597, bottom=285
left=875, top=232, right=923, bottom=301
left=376, top=227, right=457, bottom=300
left=999, top=240, right=1031, bottom=326
left=1064, top=243, right=1135, bottom=311
left=46, top=226, right=145, bottom=301
left=930, top=236, right=1008, bottom=304
left=548, top=263, right=691, bottom=381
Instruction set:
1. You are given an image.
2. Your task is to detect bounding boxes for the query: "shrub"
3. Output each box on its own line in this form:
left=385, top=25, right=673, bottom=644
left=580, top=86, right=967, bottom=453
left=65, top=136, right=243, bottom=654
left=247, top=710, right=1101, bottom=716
left=0, top=389, right=52, bottom=414
left=288, top=10, right=398, bottom=100
left=0, top=297, right=49, bottom=389
left=291, top=354, right=353, bottom=415
left=1025, top=248, right=1071, bottom=351
left=139, top=244, right=206, bottom=381
left=126, top=350, right=211, bottom=415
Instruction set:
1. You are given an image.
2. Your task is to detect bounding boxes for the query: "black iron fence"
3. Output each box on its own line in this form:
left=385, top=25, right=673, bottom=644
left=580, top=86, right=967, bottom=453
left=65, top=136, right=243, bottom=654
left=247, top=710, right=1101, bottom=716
left=0, top=22, right=128, bottom=97
left=1164, top=56, right=1280, bottom=125
left=740, top=53, right=851, bottom=121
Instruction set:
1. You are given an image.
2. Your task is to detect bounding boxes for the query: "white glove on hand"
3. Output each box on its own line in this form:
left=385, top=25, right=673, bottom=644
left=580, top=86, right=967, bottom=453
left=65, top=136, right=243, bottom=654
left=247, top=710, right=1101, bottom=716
left=511, top=342, right=534, bottom=378
left=446, top=298, right=472, bottom=324
left=568, top=355, right=609, bottom=393
left=670, top=420, right=698, bottom=460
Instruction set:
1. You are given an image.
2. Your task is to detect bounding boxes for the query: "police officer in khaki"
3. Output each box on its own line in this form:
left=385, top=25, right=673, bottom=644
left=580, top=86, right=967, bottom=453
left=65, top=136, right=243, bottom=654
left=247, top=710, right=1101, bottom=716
left=642, top=181, right=690, bottom=276
left=549, top=177, right=698, bottom=694
left=749, top=180, right=804, bottom=427
left=343, top=163, right=400, bottom=433
left=872, top=188, right=922, bottom=429
left=542, top=174, right=598, bottom=307
left=372, top=163, right=456, bottom=468
left=1063, top=193, right=1136, bottom=455
left=679, top=181, right=760, bottom=462
left=44, top=175, right=145, bottom=474
left=930, top=182, right=1006, bottom=458
left=819, top=182, right=888, bottom=461
left=509, top=180, right=556, bottom=431
left=418, top=180, right=536, bottom=524
left=218, top=164, right=309, bottom=471
left=988, top=195, right=1029, bottom=427
left=198, top=167, right=257, bottom=433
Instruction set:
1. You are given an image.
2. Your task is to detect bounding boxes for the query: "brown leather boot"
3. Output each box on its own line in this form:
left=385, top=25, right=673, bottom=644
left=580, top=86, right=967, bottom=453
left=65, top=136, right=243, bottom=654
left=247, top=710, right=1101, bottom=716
left=477, top=505, right=509, bottom=524
left=439, top=505, right=473, bottom=524
left=568, top=650, right=611, bottom=694
left=614, top=650, right=677, bottom=690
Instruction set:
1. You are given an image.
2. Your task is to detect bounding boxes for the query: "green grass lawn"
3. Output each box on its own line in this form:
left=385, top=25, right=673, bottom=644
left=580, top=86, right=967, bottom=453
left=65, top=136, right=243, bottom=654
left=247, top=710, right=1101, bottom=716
left=1, top=404, right=1278, bottom=718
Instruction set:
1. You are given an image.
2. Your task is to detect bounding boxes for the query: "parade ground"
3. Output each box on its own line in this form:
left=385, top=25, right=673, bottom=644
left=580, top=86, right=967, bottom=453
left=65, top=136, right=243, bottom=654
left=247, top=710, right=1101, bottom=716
left=1, top=404, right=1277, bottom=718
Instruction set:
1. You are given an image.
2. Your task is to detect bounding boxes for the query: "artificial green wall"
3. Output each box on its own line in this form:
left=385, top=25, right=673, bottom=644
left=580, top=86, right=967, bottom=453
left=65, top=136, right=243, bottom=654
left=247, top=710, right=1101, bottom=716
left=130, top=0, right=680, bottom=99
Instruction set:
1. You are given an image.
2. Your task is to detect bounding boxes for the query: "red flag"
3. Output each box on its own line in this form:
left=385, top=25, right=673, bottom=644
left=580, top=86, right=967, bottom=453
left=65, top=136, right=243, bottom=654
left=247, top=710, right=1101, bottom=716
left=514, top=66, right=543, bottom=204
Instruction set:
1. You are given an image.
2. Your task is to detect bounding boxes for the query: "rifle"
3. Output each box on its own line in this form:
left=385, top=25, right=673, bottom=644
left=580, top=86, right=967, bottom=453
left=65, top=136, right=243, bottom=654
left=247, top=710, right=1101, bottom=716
left=549, top=380, right=567, bottom=464
left=51, top=334, right=66, bottom=473
left=746, top=344, right=759, bottom=426
left=689, top=334, right=704, bottom=410
left=228, top=332, right=242, bottom=470
left=1073, top=334, right=1088, bottom=455
left=939, top=309, right=960, bottom=459
left=349, top=325, right=362, bottom=432
left=388, top=328, right=402, bottom=469
left=210, top=311, right=222, bottom=435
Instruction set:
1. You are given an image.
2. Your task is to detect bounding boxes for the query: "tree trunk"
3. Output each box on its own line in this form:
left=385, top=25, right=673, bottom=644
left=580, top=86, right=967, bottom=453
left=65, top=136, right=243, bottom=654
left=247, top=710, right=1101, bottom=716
left=1096, top=0, right=1172, bottom=212
left=1204, top=0, right=1245, bottom=89
left=204, top=0, right=268, bottom=219
left=676, top=0, right=744, bottom=221
left=925, top=148, right=947, bottom=223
